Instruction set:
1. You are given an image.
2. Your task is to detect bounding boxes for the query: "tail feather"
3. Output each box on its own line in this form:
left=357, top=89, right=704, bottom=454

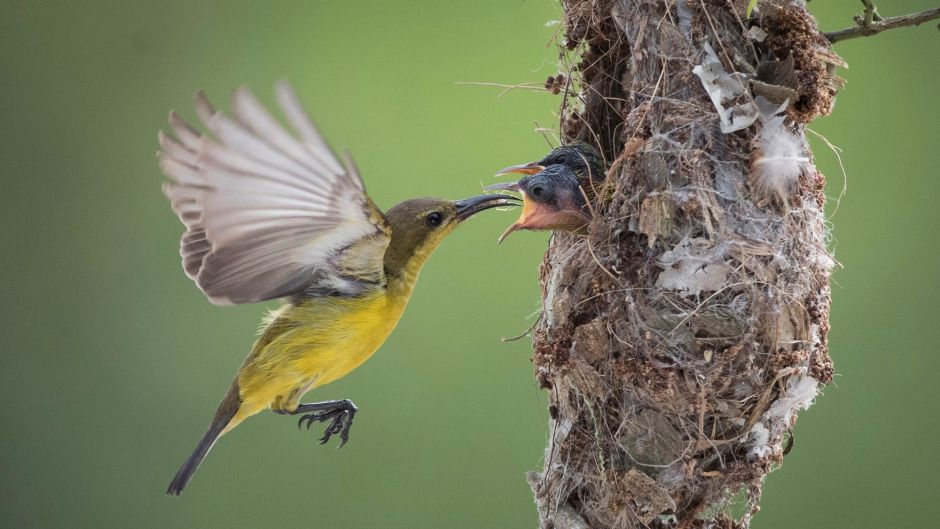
left=167, top=383, right=242, bottom=496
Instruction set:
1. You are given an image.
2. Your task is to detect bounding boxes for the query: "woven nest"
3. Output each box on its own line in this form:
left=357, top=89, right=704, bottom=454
left=528, top=1, right=838, bottom=527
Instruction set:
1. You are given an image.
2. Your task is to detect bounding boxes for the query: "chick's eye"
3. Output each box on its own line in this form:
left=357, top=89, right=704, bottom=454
left=425, top=212, right=443, bottom=228
left=531, top=186, right=545, bottom=198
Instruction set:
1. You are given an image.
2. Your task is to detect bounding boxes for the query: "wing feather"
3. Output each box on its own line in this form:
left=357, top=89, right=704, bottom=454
left=274, top=81, right=350, bottom=180
left=194, top=91, right=315, bottom=182
left=231, top=87, right=334, bottom=180
left=159, top=82, right=390, bottom=305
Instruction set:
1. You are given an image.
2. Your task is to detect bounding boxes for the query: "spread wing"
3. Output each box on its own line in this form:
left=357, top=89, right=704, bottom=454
left=158, top=81, right=391, bottom=305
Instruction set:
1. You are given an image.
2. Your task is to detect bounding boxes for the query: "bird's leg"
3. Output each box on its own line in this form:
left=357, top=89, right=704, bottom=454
left=274, top=399, right=358, bottom=447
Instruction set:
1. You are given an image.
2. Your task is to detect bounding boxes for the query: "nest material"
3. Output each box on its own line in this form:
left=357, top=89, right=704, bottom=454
left=529, top=1, right=837, bottom=528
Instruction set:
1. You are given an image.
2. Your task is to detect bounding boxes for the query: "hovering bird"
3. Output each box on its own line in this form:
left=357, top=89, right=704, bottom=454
left=488, top=143, right=605, bottom=241
left=158, top=81, right=519, bottom=495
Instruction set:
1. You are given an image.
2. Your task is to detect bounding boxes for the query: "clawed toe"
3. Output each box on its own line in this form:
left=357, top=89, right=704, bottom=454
left=297, top=412, right=327, bottom=430
left=316, top=409, right=355, bottom=447
left=289, top=400, right=357, bottom=448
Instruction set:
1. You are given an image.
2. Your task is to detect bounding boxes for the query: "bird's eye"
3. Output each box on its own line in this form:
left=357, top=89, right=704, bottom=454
left=425, top=212, right=443, bottom=228
left=531, top=186, right=545, bottom=198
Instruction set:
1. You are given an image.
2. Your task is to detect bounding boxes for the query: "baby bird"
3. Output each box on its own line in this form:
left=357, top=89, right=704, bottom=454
left=488, top=143, right=605, bottom=241
left=495, top=142, right=605, bottom=182
left=487, top=164, right=588, bottom=242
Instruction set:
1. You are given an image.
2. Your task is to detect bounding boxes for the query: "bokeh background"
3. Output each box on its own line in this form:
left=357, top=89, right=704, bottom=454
left=1, top=1, right=937, bottom=527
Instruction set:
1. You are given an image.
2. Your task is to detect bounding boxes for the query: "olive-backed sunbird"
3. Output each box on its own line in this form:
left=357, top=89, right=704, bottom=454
left=158, top=81, right=519, bottom=495
left=487, top=143, right=605, bottom=241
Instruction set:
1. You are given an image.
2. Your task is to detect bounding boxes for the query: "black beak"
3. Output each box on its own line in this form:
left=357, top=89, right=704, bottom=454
left=454, top=194, right=521, bottom=221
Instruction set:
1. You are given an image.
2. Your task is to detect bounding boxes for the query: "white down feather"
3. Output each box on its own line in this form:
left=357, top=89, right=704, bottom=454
left=751, top=116, right=809, bottom=201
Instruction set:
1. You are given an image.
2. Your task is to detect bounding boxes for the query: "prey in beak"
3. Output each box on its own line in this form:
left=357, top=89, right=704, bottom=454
left=486, top=165, right=589, bottom=243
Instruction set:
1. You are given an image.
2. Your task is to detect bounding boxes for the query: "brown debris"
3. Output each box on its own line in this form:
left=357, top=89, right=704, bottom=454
left=637, top=194, right=676, bottom=247
left=572, top=319, right=612, bottom=363
left=546, top=74, right=569, bottom=95
left=622, top=469, right=678, bottom=524
left=762, top=6, right=841, bottom=122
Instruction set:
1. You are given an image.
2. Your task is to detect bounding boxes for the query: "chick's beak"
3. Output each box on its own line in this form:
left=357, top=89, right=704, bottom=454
left=497, top=194, right=589, bottom=243
left=498, top=195, right=543, bottom=243
left=454, top=194, right=520, bottom=222
left=495, top=161, right=545, bottom=176
left=484, top=181, right=521, bottom=192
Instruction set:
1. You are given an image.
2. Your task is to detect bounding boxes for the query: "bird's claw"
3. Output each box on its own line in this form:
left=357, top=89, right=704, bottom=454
left=297, top=408, right=356, bottom=448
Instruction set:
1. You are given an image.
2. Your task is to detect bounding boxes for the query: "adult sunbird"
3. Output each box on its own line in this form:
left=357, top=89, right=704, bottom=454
left=158, top=81, right=519, bottom=495
left=487, top=143, right=605, bottom=241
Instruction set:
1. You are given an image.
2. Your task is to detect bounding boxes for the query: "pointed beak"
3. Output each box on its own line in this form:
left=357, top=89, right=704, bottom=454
left=495, top=161, right=544, bottom=176
left=497, top=222, right=523, bottom=244
left=497, top=193, right=590, bottom=244
left=484, top=181, right=521, bottom=192
left=497, top=193, right=540, bottom=243
left=454, top=194, right=520, bottom=222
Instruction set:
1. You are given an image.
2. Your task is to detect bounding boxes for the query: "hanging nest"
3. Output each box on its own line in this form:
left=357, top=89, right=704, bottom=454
left=528, top=1, right=839, bottom=527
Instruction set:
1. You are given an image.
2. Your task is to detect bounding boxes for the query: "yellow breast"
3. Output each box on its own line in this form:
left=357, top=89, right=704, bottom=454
left=293, top=292, right=407, bottom=386
left=235, top=283, right=413, bottom=413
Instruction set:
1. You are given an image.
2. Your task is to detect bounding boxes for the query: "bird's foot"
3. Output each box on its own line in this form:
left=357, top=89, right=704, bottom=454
left=291, top=399, right=358, bottom=448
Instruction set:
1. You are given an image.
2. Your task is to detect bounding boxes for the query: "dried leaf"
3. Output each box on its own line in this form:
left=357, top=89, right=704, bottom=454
left=638, top=194, right=676, bottom=247
left=623, top=469, right=678, bottom=523
left=656, top=237, right=731, bottom=297
left=692, top=44, right=759, bottom=132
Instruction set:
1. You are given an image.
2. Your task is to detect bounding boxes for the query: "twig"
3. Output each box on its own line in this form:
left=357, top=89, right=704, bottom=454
left=860, top=0, right=883, bottom=25
left=453, top=81, right=548, bottom=98
left=534, top=120, right=559, bottom=149
left=825, top=6, right=940, bottom=44
left=806, top=127, right=848, bottom=220
left=501, top=312, right=543, bottom=342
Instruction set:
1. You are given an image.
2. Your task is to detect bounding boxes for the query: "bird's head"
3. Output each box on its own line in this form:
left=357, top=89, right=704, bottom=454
left=496, top=142, right=605, bottom=181
left=383, top=194, right=519, bottom=276
left=486, top=165, right=589, bottom=243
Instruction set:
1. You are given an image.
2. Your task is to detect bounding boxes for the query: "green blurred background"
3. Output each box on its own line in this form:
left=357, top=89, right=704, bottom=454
left=1, top=1, right=937, bottom=527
